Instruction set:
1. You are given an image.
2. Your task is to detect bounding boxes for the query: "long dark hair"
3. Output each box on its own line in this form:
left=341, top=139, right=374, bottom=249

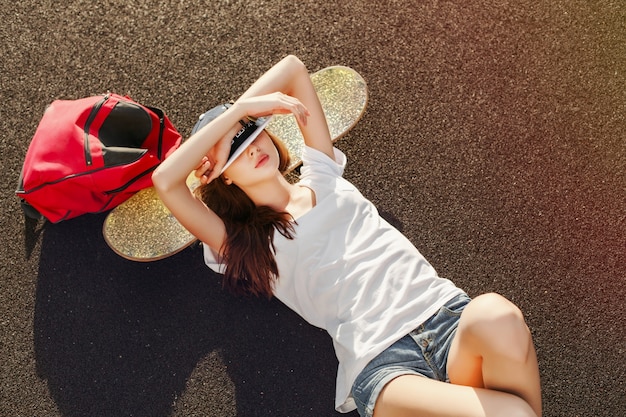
left=195, top=132, right=294, bottom=298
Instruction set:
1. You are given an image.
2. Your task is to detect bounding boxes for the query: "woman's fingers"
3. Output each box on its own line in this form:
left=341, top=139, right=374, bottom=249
left=193, top=156, right=209, bottom=177
left=193, top=156, right=212, bottom=184
left=278, top=93, right=310, bottom=125
left=242, top=93, right=310, bottom=125
left=295, top=103, right=311, bottom=126
left=194, top=156, right=209, bottom=171
left=205, top=159, right=225, bottom=184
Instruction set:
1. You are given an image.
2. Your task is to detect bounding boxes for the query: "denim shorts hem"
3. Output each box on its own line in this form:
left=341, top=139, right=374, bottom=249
left=356, top=369, right=426, bottom=417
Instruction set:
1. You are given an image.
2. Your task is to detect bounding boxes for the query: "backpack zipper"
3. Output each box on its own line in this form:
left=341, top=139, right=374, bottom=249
left=83, top=94, right=110, bottom=166
left=104, top=164, right=158, bottom=195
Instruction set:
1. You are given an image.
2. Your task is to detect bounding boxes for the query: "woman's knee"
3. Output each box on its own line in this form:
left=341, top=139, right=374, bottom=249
left=461, top=293, right=532, bottom=361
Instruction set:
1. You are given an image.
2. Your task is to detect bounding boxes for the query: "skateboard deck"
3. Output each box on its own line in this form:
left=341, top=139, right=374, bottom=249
left=103, top=66, right=368, bottom=261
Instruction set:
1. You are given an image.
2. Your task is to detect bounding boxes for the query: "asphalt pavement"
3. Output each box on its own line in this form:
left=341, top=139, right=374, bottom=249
left=1, top=1, right=624, bottom=416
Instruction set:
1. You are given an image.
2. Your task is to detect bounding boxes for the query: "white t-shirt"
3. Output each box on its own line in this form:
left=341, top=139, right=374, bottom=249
left=203, top=146, right=463, bottom=413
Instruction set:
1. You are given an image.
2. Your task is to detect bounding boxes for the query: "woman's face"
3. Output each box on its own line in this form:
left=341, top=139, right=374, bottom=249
left=222, top=130, right=280, bottom=187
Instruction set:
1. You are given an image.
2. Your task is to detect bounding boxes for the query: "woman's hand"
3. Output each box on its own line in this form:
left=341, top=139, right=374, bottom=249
left=194, top=133, right=232, bottom=184
left=235, top=92, right=310, bottom=127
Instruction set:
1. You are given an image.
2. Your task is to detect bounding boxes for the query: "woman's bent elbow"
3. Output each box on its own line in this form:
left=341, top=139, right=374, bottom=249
left=283, top=54, right=308, bottom=74
left=152, top=167, right=173, bottom=193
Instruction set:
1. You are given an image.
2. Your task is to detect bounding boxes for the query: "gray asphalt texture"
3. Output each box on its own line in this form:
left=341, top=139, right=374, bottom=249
left=1, top=1, right=624, bottom=416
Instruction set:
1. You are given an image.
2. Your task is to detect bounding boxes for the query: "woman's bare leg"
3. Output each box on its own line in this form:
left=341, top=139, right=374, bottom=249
left=372, top=293, right=542, bottom=417
left=447, top=293, right=542, bottom=415
left=373, top=375, right=537, bottom=417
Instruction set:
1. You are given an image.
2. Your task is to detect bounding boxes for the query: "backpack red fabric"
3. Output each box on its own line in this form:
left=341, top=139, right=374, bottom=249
left=16, top=93, right=182, bottom=222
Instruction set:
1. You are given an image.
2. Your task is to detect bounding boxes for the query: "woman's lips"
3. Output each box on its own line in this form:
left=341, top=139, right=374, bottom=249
left=255, top=154, right=269, bottom=168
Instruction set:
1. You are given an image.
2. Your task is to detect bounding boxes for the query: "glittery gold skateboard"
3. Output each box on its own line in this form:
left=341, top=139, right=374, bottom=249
left=103, top=66, right=368, bottom=261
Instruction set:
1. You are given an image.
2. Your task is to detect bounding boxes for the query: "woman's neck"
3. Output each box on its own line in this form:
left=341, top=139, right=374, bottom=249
left=242, top=173, right=314, bottom=219
left=242, top=173, right=295, bottom=211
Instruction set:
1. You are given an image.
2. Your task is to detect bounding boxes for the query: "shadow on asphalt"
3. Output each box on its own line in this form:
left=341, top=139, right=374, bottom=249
left=31, top=214, right=352, bottom=416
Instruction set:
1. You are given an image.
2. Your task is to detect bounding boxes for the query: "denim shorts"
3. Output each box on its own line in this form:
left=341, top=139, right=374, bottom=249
left=351, top=293, right=471, bottom=417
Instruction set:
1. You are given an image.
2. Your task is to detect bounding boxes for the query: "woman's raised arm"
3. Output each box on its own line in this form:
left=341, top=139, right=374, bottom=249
left=235, top=55, right=334, bottom=160
left=151, top=105, right=246, bottom=253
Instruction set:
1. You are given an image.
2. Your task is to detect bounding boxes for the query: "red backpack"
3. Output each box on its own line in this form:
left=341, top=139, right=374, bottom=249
left=16, top=93, right=182, bottom=222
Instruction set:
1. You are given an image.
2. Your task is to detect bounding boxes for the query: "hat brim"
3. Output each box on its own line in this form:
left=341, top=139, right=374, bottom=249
left=220, top=116, right=272, bottom=173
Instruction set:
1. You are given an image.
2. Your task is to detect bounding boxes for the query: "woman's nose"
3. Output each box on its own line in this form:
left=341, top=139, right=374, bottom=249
left=248, top=140, right=260, bottom=156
